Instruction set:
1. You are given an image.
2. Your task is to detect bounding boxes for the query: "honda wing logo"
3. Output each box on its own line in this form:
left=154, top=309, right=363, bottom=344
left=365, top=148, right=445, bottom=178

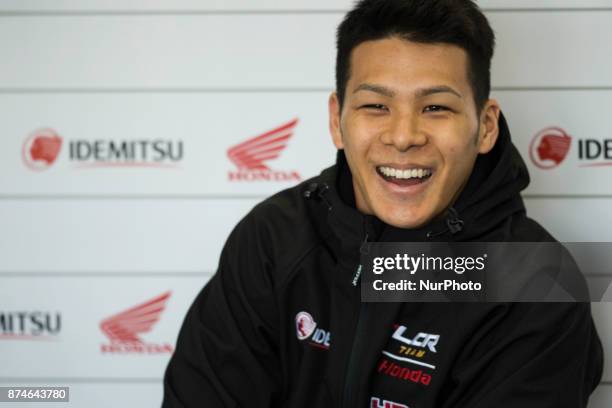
left=227, top=119, right=301, bottom=182
left=228, top=118, right=297, bottom=170
left=100, top=292, right=173, bottom=354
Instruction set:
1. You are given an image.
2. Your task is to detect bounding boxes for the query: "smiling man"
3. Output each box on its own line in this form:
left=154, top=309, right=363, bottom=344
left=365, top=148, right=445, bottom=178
left=163, top=1, right=603, bottom=407
left=329, top=37, right=499, bottom=229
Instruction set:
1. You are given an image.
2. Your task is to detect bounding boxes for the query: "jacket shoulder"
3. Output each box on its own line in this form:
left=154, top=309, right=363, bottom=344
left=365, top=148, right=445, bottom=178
left=509, top=213, right=558, bottom=242
left=228, top=175, right=323, bottom=280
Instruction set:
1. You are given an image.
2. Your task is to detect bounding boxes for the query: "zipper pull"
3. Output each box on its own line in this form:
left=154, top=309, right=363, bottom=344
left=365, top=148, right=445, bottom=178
left=351, top=232, right=369, bottom=286
left=446, top=207, right=464, bottom=234
left=427, top=207, right=464, bottom=239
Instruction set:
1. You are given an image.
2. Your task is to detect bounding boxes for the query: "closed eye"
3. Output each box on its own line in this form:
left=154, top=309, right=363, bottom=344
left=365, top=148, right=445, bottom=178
left=423, top=105, right=449, bottom=113
left=361, top=104, right=388, bottom=111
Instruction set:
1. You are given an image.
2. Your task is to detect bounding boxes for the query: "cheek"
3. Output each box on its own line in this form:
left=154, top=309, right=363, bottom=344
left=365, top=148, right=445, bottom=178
left=438, top=137, right=477, bottom=179
left=439, top=141, right=465, bottom=164
left=342, top=120, right=375, bottom=155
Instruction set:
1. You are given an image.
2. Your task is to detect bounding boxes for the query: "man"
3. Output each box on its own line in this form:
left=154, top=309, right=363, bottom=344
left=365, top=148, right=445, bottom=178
left=163, top=1, right=603, bottom=407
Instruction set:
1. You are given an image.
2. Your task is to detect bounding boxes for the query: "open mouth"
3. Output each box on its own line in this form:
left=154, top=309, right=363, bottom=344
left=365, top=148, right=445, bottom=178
left=376, top=165, right=433, bottom=187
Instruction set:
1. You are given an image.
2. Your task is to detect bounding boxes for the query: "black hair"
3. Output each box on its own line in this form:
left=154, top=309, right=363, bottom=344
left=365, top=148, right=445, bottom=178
left=335, top=0, right=495, bottom=113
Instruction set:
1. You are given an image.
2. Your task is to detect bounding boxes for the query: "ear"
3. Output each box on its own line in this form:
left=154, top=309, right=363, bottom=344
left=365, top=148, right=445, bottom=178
left=328, top=92, right=344, bottom=149
left=477, top=99, right=501, bottom=154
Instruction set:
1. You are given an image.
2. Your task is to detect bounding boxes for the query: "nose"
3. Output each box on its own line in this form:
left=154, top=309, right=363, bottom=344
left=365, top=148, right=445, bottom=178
left=380, top=112, right=427, bottom=151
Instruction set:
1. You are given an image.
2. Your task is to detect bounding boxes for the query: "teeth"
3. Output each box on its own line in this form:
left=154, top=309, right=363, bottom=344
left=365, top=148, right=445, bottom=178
left=378, top=166, right=432, bottom=179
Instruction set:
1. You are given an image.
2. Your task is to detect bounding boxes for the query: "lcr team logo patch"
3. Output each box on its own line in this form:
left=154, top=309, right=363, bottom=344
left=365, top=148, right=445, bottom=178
left=392, top=325, right=439, bottom=353
left=376, top=325, right=440, bottom=387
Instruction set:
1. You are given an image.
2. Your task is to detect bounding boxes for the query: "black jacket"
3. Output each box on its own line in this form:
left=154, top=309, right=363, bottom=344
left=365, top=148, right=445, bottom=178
left=163, top=114, right=603, bottom=407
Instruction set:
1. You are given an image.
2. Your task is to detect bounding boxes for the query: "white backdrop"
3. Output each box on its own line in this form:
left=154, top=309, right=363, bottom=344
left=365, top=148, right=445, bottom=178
left=1, top=1, right=611, bottom=407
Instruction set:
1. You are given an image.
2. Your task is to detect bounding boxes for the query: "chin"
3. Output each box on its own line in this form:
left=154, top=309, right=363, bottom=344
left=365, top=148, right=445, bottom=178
left=375, top=206, right=432, bottom=230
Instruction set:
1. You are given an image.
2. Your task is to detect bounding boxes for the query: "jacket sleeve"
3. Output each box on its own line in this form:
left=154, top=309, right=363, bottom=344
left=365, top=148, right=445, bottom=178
left=442, top=302, right=604, bottom=408
left=162, top=212, right=283, bottom=407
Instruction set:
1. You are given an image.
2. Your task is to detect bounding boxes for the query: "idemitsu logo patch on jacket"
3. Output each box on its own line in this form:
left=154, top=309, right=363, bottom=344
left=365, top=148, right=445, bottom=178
left=376, top=324, right=440, bottom=386
left=295, top=311, right=331, bottom=349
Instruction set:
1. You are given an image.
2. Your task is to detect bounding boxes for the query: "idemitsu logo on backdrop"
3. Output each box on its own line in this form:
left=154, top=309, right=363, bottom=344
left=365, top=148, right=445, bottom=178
left=22, top=128, right=63, bottom=171
left=529, top=127, right=572, bottom=169
left=22, top=128, right=184, bottom=170
left=529, top=126, right=612, bottom=169
left=0, top=311, right=61, bottom=340
left=100, top=292, right=173, bottom=354
left=227, top=119, right=301, bottom=182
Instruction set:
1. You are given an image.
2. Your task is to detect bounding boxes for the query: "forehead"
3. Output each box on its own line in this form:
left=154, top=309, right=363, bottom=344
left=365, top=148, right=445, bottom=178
left=347, top=37, right=471, bottom=95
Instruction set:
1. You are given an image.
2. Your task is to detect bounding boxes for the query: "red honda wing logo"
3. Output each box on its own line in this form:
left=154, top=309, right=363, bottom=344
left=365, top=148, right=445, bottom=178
left=100, top=292, right=170, bottom=344
left=227, top=119, right=298, bottom=171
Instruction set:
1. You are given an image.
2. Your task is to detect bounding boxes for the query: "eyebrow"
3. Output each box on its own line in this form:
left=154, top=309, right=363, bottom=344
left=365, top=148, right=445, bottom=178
left=415, top=85, right=462, bottom=99
left=353, top=83, right=395, bottom=97
left=353, top=83, right=462, bottom=99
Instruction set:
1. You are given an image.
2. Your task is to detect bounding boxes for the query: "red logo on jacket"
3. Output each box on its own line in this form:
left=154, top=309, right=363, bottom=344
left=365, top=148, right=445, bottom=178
left=370, top=397, right=409, bottom=408
left=295, top=311, right=317, bottom=340
left=295, top=311, right=330, bottom=349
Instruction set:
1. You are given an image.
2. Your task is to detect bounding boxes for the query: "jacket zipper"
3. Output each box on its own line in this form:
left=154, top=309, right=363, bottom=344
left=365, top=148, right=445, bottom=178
left=343, top=218, right=372, bottom=408
left=351, top=231, right=369, bottom=286
left=342, top=302, right=369, bottom=408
